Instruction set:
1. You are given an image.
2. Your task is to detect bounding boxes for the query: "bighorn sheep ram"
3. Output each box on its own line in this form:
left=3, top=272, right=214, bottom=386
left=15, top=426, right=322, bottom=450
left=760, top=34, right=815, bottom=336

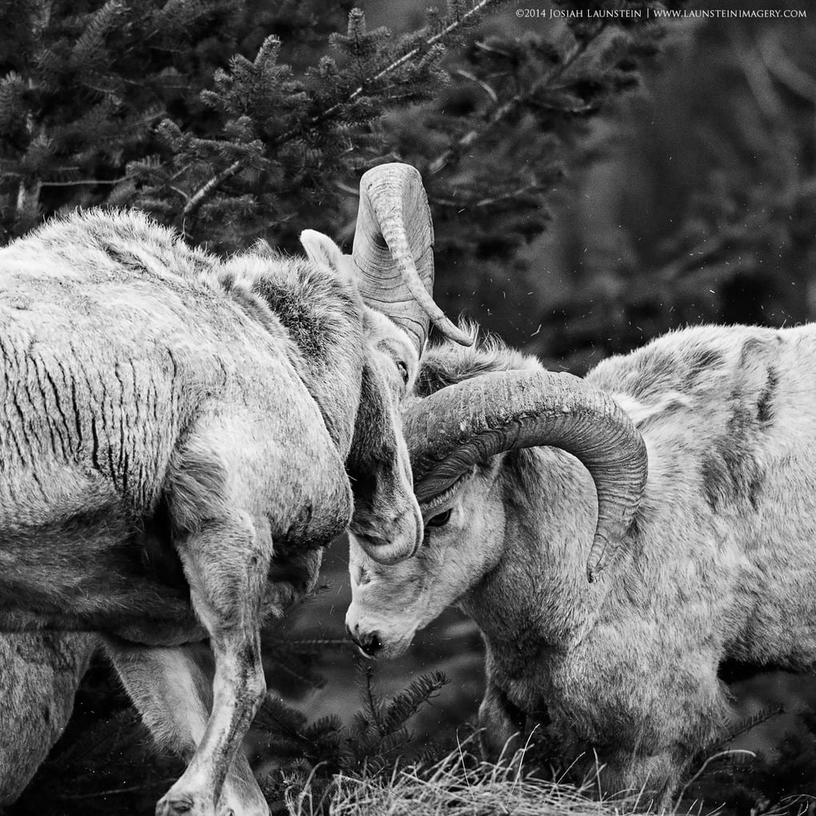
left=0, top=163, right=467, bottom=815
left=347, top=323, right=816, bottom=797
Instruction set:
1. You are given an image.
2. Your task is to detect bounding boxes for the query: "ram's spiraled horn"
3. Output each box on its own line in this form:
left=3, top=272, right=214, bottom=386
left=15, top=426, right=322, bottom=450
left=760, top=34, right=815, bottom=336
left=352, top=163, right=472, bottom=353
left=404, top=371, right=648, bottom=581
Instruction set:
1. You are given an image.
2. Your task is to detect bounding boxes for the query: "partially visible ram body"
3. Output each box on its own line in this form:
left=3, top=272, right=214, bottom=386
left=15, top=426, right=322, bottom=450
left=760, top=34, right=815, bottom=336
left=0, top=164, right=463, bottom=816
left=347, top=324, right=816, bottom=797
left=0, top=633, right=96, bottom=807
left=0, top=209, right=359, bottom=636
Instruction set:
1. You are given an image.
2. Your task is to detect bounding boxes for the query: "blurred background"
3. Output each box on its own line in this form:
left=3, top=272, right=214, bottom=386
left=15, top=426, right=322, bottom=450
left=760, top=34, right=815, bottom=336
left=3, top=0, right=816, bottom=811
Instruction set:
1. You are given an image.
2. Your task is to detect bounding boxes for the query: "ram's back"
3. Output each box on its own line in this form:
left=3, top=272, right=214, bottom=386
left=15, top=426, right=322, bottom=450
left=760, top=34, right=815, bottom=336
left=1, top=211, right=263, bottom=513
left=588, top=324, right=816, bottom=668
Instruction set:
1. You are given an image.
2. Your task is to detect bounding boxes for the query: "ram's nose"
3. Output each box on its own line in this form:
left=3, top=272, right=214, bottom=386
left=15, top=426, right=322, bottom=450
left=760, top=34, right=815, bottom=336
left=345, top=623, right=383, bottom=658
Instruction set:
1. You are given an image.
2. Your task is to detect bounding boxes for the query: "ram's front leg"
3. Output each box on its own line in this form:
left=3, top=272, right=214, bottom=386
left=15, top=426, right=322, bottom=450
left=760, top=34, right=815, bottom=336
left=158, top=516, right=271, bottom=816
left=478, top=679, right=527, bottom=762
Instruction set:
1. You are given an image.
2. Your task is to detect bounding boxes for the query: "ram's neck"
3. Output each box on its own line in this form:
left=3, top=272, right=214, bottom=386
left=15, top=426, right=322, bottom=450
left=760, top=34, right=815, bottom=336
left=461, top=446, right=601, bottom=654
left=219, top=254, right=365, bottom=458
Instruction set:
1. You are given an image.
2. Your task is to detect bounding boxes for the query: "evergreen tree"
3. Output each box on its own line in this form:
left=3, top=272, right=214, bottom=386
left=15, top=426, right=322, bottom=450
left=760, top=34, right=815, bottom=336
left=0, top=0, right=688, bottom=352
left=1, top=0, right=682, bottom=273
left=128, top=0, right=509, bottom=249
left=0, top=0, right=253, bottom=239
left=526, top=8, right=816, bottom=372
left=382, top=0, right=685, bottom=341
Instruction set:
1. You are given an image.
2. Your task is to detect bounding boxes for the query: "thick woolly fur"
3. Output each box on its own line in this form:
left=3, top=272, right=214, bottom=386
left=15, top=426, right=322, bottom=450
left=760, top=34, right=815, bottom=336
left=347, top=323, right=816, bottom=799
left=0, top=632, right=96, bottom=806
left=0, top=209, right=418, bottom=813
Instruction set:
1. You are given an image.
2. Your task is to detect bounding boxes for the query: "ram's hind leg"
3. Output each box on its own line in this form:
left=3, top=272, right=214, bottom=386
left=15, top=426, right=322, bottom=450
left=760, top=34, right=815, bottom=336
left=154, top=515, right=270, bottom=816
left=106, top=641, right=269, bottom=816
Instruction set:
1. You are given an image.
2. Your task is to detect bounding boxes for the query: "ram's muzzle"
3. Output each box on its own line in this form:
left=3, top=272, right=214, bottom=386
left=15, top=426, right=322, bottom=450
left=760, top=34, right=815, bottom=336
left=345, top=533, right=428, bottom=658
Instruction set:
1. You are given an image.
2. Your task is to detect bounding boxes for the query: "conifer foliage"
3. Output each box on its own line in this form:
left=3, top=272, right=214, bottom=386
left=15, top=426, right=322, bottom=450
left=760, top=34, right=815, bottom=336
left=392, top=0, right=685, bottom=337
left=1, top=0, right=680, bottom=266
left=132, top=0, right=510, bottom=249
left=254, top=659, right=448, bottom=811
left=10, top=653, right=448, bottom=816
left=526, top=12, right=816, bottom=373
left=0, top=0, right=252, bottom=239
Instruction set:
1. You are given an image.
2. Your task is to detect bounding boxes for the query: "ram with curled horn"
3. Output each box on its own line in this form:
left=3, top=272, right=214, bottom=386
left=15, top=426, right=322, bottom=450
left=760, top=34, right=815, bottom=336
left=347, top=322, right=816, bottom=799
left=0, top=162, right=465, bottom=815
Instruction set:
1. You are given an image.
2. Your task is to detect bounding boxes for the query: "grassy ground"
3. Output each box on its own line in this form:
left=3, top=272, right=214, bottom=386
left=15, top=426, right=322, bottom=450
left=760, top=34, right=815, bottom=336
left=285, top=745, right=639, bottom=816
left=282, top=746, right=816, bottom=816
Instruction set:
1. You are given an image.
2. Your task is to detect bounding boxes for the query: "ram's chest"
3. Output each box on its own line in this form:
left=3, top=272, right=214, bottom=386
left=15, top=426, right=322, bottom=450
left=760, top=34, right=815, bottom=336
left=227, top=367, right=354, bottom=553
left=485, top=632, right=565, bottom=714
left=265, top=456, right=352, bottom=553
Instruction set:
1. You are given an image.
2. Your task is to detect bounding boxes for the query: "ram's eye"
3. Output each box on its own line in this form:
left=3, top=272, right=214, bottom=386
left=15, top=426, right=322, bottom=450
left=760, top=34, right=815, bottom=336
left=427, top=508, right=452, bottom=528
left=396, top=360, right=409, bottom=385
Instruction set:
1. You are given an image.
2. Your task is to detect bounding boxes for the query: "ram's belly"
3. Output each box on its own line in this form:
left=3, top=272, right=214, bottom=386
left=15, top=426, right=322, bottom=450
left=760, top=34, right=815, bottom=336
left=0, top=475, right=194, bottom=634
left=721, top=495, right=816, bottom=669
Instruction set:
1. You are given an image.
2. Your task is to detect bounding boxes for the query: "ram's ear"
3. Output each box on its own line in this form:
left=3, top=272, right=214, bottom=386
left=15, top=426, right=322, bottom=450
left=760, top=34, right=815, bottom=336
left=300, top=229, right=352, bottom=281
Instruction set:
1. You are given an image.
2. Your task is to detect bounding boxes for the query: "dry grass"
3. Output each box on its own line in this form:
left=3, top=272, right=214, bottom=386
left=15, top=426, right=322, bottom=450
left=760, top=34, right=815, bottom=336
left=283, top=740, right=659, bottom=816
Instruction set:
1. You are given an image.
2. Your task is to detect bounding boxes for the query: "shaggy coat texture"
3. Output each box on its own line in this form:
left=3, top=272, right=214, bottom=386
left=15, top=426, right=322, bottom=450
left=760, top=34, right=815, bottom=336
left=0, top=209, right=420, bottom=816
left=0, top=633, right=96, bottom=806
left=347, top=324, right=816, bottom=797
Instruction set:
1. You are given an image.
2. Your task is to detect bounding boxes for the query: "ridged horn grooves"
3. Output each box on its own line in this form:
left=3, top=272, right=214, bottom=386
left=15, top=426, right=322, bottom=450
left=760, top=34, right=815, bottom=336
left=352, top=163, right=472, bottom=353
left=404, top=370, right=648, bottom=581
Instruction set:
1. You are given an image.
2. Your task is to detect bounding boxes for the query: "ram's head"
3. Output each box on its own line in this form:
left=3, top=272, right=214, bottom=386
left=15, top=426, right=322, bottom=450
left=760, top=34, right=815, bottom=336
left=345, top=339, right=648, bottom=658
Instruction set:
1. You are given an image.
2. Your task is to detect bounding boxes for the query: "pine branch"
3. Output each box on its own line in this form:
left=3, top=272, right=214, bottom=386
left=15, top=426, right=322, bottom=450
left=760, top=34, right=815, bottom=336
left=432, top=183, right=546, bottom=209
left=380, top=671, right=447, bottom=736
left=39, top=175, right=135, bottom=187
left=702, top=705, right=785, bottom=757
left=182, top=158, right=241, bottom=220
left=360, top=660, right=385, bottom=737
left=676, top=749, right=758, bottom=803
left=253, top=695, right=309, bottom=743
left=655, top=178, right=816, bottom=283
left=265, top=638, right=352, bottom=650
left=0, top=71, right=27, bottom=134
left=429, top=25, right=599, bottom=176
left=309, top=0, right=507, bottom=129
left=451, top=68, right=498, bottom=103
left=181, top=0, right=510, bottom=221
left=58, top=780, right=178, bottom=800
left=759, top=37, right=816, bottom=104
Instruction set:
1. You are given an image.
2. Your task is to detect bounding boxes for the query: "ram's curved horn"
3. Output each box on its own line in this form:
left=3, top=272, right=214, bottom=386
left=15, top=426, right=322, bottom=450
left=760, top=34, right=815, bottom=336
left=404, top=370, right=648, bottom=581
left=352, top=163, right=472, bottom=353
